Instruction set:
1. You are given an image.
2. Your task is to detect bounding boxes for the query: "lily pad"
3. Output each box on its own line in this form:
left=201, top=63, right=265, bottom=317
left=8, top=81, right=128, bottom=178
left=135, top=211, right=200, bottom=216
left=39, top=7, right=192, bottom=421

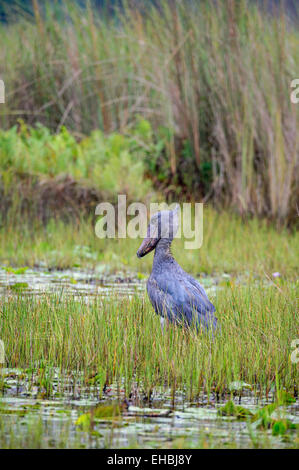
left=229, top=381, right=252, bottom=392
left=76, top=404, right=122, bottom=431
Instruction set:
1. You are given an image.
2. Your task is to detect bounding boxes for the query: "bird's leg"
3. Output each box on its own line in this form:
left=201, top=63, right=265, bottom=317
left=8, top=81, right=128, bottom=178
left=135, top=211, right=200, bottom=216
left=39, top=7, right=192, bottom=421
left=160, top=316, right=165, bottom=334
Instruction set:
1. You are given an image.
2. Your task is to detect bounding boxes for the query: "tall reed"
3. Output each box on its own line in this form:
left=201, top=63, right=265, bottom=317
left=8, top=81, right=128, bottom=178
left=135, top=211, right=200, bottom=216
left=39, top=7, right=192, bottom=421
left=0, top=1, right=298, bottom=222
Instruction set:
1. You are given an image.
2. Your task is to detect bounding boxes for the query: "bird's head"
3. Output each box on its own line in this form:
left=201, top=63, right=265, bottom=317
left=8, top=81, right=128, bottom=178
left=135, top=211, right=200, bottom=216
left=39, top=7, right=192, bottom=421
left=137, top=204, right=180, bottom=258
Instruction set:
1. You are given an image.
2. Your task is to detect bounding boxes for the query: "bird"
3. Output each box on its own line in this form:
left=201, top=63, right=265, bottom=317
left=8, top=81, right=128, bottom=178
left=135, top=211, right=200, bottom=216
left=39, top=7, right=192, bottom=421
left=137, top=205, right=218, bottom=334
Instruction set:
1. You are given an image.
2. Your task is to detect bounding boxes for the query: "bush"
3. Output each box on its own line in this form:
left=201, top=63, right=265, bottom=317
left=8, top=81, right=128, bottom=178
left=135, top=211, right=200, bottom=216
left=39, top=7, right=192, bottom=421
left=0, top=1, right=298, bottom=223
left=0, top=120, right=158, bottom=203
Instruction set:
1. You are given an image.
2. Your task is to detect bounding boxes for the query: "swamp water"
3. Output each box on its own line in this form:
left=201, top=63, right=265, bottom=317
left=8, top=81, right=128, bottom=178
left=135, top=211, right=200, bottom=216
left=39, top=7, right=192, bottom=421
left=0, top=266, right=298, bottom=448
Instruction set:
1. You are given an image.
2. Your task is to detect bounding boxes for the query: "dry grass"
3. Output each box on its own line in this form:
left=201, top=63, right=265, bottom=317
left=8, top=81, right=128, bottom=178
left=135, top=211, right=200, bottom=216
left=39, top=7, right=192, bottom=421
left=0, top=1, right=298, bottom=222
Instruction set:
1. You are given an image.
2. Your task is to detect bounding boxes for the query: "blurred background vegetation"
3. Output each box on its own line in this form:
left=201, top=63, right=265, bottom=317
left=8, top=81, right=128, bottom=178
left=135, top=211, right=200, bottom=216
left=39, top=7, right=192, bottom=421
left=0, top=0, right=298, bottom=228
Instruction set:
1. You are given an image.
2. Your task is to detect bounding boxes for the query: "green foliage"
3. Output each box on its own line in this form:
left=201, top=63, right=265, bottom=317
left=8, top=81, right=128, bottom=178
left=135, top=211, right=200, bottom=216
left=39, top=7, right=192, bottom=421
left=3, top=266, right=29, bottom=274
left=271, top=420, right=296, bottom=437
left=75, top=412, right=92, bottom=431
left=9, top=282, right=29, bottom=292
left=0, top=119, right=161, bottom=202
left=0, top=1, right=298, bottom=222
left=251, top=393, right=298, bottom=436
left=277, top=391, right=296, bottom=406
left=219, top=392, right=298, bottom=437
left=218, top=400, right=253, bottom=419
left=76, top=404, right=122, bottom=431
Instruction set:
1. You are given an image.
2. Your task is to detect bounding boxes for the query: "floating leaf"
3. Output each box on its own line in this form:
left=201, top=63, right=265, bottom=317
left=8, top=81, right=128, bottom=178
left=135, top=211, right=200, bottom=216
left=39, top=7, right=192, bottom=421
left=137, top=272, right=147, bottom=280
left=76, top=403, right=122, bottom=431
left=128, top=406, right=172, bottom=418
left=94, top=404, right=121, bottom=419
left=229, top=381, right=252, bottom=392
left=75, top=412, right=91, bottom=431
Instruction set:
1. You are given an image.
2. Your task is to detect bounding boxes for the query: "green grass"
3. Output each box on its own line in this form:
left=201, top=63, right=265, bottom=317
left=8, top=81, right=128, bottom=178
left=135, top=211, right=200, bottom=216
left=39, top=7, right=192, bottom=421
left=1, top=281, right=298, bottom=398
left=0, top=208, right=297, bottom=449
left=0, top=208, right=298, bottom=277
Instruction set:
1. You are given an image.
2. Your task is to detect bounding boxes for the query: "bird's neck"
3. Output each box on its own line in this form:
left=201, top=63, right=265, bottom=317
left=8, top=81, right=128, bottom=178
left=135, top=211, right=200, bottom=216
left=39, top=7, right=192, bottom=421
left=153, top=238, right=173, bottom=270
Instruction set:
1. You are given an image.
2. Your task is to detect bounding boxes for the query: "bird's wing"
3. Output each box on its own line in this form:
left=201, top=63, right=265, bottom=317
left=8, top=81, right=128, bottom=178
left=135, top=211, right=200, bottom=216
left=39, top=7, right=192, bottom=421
left=185, top=275, right=215, bottom=312
left=147, top=276, right=183, bottom=323
left=147, top=273, right=216, bottom=330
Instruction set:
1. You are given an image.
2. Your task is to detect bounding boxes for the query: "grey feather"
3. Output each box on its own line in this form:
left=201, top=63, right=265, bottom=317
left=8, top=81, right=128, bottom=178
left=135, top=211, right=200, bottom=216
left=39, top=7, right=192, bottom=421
left=137, top=208, right=218, bottom=334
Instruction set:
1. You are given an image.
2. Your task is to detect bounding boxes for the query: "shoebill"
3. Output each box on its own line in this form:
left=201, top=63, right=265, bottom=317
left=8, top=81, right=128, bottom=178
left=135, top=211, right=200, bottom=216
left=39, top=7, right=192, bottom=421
left=137, top=205, right=218, bottom=334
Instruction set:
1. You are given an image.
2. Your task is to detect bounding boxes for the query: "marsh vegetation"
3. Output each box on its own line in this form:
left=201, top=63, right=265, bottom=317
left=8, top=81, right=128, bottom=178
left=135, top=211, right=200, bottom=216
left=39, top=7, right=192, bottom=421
left=0, top=256, right=298, bottom=448
left=0, top=0, right=298, bottom=449
left=0, top=1, right=298, bottom=223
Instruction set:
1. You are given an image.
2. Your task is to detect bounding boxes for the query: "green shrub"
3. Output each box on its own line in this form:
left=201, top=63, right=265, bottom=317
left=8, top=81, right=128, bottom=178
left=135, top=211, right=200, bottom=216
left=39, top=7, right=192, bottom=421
left=0, top=119, right=161, bottom=202
left=0, top=1, right=298, bottom=222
